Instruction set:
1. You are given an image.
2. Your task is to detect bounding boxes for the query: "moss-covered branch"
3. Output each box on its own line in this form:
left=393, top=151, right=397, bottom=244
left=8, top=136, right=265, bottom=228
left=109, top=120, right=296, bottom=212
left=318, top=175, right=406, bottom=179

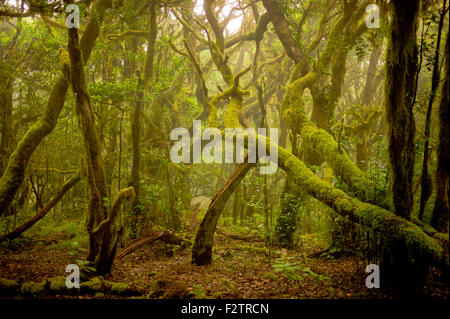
left=106, top=30, right=150, bottom=41
left=192, top=132, right=448, bottom=270
left=271, top=135, right=447, bottom=268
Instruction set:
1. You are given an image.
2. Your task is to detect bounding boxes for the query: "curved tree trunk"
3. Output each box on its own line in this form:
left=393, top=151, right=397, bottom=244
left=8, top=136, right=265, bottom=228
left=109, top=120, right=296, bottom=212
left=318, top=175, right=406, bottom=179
left=192, top=161, right=255, bottom=265
left=67, top=19, right=135, bottom=276
left=192, top=133, right=448, bottom=271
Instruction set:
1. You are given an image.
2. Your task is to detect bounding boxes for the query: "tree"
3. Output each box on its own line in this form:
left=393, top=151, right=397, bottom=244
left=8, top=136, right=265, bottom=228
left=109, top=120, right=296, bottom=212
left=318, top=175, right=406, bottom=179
left=431, top=30, right=449, bottom=233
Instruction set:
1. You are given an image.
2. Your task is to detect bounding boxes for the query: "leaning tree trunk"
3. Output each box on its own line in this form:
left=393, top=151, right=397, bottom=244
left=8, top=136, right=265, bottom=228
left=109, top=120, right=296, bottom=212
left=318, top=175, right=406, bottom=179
left=192, top=132, right=448, bottom=271
left=192, top=161, right=255, bottom=265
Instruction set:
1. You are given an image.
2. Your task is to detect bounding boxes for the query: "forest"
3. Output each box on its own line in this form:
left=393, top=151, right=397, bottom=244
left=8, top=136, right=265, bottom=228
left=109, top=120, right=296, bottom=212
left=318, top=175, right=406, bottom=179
left=0, top=0, right=448, bottom=300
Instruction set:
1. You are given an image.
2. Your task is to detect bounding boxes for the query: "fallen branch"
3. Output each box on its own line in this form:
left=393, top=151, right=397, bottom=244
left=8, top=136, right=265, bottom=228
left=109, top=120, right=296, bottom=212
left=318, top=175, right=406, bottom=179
left=115, top=231, right=190, bottom=261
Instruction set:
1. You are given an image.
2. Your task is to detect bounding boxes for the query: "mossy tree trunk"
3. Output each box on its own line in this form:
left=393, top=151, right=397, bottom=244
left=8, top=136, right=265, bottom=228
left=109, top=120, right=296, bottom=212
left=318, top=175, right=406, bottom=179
left=357, top=43, right=382, bottom=170
left=418, top=2, right=447, bottom=221
left=0, top=62, right=14, bottom=177
left=0, top=171, right=80, bottom=242
left=384, top=0, right=420, bottom=220
left=275, top=178, right=305, bottom=248
left=431, top=30, right=449, bottom=233
left=129, top=3, right=158, bottom=237
left=192, top=161, right=255, bottom=265
left=67, top=20, right=135, bottom=276
left=187, top=1, right=447, bottom=283
left=380, top=0, right=428, bottom=288
left=192, top=132, right=447, bottom=274
left=190, top=0, right=261, bottom=266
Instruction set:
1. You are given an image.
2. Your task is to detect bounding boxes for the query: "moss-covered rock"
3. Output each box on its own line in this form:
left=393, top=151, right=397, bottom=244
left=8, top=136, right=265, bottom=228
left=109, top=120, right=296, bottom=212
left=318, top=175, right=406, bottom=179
left=110, top=282, right=129, bottom=295
left=80, top=276, right=105, bottom=293
left=49, top=276, right=68, bottom=293
left=20, top=280, right=47, bottom=296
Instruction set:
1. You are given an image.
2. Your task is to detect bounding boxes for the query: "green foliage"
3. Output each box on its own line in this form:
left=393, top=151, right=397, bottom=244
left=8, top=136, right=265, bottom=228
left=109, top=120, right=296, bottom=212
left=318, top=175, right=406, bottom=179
left=275, top=192, right=304, bottom=247
left=89, top=79, right=138, bottom=103
left=273, top=255, right=329, bottom=284
left=192, top=284, right=207, bottom=299
left=354, top=37, right=369, bottom=62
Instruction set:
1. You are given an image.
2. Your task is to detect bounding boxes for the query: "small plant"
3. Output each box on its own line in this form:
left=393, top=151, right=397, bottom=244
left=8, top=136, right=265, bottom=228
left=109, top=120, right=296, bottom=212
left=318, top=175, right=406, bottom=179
left=192, top=284, right=207, bottom=299
left=74, top=259, right=97, bottom=280
left=272, top=256, right=329, bottom=285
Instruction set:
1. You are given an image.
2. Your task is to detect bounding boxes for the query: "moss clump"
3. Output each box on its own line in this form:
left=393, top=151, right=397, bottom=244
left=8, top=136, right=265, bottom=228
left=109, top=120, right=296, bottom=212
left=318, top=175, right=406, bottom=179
left=20, top=280, right=47, bottom=296
left=223, top=96, right=242, bottom=128
left=80, top=276, right=105, bottom=293
left=110, top=282, right=129, bottom=295
left=49, top=276, right=68, bottom=293
left=0, top=278, right=19, bottom=293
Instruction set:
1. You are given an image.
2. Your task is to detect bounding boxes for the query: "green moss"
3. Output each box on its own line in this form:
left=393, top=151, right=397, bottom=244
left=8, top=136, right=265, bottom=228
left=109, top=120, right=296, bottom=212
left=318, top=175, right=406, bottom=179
left=272, top=135, right=445, bottom=267
left=80, top=276, right=105, bottom=292
left=223, top=96, right=242, bottom=128
left=49, top=276, right=68, bottom=293
left=0, top=278, right=19, bottom=292
left=20, top=280, right=47, bottom=296
left=301, top=125, right=377, bottom=202
left=111, top=282, right=129, bottom=295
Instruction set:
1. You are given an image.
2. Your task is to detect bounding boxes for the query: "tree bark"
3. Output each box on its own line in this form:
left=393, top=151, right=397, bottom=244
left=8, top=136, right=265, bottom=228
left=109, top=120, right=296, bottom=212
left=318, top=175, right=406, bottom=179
left=384, top=0, right=420, bottom=219
left=67, top=19, right=134, bottom=276
left=431, top=31, right=449, bottom=233
left=418, top=2, right=446, bottom=221
left=192, top=133, right=448, bottom=272
left=192, top=161, right=255, bottom=265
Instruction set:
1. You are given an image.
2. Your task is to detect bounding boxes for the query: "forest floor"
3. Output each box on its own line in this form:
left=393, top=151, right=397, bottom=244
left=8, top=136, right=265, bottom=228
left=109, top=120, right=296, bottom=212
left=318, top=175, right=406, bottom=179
left=0, top=233, right=448, bottom=299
